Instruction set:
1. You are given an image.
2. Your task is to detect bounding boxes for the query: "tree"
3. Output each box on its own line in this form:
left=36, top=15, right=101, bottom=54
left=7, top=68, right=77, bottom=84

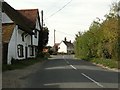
left=74, top=2, right=120, bottom=60
left=38, top=26, right=49, bottom=56
left=42, top=27, right=49, bottom=47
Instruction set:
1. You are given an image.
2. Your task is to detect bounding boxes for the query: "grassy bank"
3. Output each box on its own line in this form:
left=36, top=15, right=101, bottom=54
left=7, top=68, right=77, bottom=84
left=90, top=58, right=119, bottom=69
left=2, top=57, right=47, bottom=72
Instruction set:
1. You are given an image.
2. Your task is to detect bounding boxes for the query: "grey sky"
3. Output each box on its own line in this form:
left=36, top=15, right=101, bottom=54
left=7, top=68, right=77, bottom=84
left=5, top=0, right=116, bottom=46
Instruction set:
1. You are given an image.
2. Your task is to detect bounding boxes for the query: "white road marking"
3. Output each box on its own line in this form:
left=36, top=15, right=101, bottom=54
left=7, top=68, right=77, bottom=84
left=63, top=55, right=77, bottom=70
left=66, top=61, right=69, bottom=64
left=62, top=55, right=64, bottom=59
left=63, top=57, right=69, bottom=64
left=45, top=66, right=66, bottom=70
left=81, top=73, right=104, bottom=88
left=64, top=59, right=69, bottom=64
left=44, top=83, right=61, bottom=86
left=70, top=65, right=77, bottom=70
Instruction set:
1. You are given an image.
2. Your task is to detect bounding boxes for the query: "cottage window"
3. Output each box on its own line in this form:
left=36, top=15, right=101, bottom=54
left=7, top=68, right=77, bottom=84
left=21, top=33, right=24, bottom=42
left=17, top=44, right=24, bottom=57
left=29, top=46, right=34, bottom=56
left=34, top=30, right=37, bottom=38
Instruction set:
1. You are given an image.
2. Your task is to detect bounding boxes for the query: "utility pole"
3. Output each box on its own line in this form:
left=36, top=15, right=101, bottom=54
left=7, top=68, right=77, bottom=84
left=41, top=10, right=43, bottom=28
left=54, top=29, right=56, bottom=45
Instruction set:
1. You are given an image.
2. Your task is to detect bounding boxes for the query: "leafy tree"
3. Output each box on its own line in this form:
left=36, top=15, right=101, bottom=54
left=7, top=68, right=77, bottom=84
left=38, top=26, right=49, bottom=56
left=75, top=2, right=120, bottom=61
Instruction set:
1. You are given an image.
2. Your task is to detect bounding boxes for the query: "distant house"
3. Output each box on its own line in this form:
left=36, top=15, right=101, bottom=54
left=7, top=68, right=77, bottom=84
left=2, top=2, right=41, bottom=64
left=58, top=38, right=74, bottom=54
left=52, top=43, right=60, bottom=54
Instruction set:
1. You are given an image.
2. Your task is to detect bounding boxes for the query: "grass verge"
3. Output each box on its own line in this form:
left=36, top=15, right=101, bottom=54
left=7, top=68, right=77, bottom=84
left=90, top=58, right=119, bottom=69
left=2, top=57, right=47, bottom=72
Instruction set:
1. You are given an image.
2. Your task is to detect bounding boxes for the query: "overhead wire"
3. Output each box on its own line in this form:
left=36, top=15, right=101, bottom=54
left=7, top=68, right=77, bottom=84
left=42, top=0, right=74, bottom=43
left=55, top=30, right=75, bottom=37
left=45, top=0, right=66, bottom=15
left=45, top=0, right=73, bottom=19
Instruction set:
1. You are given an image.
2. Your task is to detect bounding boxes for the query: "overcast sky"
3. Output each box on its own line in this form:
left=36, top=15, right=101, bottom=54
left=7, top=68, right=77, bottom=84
left=5, top=0, right=117, bottom=46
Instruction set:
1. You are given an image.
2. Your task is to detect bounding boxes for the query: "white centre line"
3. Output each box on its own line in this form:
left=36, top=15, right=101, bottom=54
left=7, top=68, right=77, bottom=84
left=70, top=65, right=77, bottom=70
left=63, top=56, right=69, bottom=64
left=66, top=61, right=69, bottom=64
left=63, top=55, right=77, bottom=70
left=62, top=55, right=103, bottom=87
left=63, top=55, right=64, bottom=58
left=81, top=73, right=104, bottom=88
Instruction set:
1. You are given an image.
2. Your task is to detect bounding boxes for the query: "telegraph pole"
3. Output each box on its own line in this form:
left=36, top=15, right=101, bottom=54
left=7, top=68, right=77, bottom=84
left=54, top=29, right=56, bottom=45
left=41, top=10, right=43, bottom=28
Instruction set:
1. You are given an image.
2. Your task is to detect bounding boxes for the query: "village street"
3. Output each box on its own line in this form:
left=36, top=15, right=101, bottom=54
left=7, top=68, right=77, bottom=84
left=2, top=55, right=119, bottom=89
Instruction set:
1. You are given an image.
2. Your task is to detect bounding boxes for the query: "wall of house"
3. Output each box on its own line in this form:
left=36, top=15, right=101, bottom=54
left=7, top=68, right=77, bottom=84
left=7, top=17, right=41, bottom=64
left=7, top=26, right=17, bottom=64
left=17, top=28, right=26, bottom=60
left=67, top=46, right=74, bottom=54
left=32, top=18, right=40, bottom=46
left=17, top=28, right=35, bottom=59
left=58, top=42, right=67, bottom=53
left=25, top=35, right=35, bottom=58
left=67, top=46, right=74, bottom=51
left=31, top=18, right=40, bottom=57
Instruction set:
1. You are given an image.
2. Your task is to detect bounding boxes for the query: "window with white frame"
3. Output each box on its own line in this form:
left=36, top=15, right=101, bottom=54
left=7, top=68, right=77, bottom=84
left=29, top=46, right=34, bottom=56
left=17, top=44, right=24, bottom=57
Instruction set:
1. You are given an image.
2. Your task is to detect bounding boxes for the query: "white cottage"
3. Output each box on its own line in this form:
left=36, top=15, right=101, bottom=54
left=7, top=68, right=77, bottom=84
left=58, top=38, right=74, bottom=54
left=2, top=2, right=41, bottom=64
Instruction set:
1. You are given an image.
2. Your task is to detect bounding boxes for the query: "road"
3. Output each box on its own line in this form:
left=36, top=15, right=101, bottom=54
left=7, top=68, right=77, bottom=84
left=21, top=55, right=119, bottom=88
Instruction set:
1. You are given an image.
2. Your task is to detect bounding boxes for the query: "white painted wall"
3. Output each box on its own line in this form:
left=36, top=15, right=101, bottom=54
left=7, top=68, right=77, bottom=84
left=7, top=25, right=33, bottom=64
left=17, top=28, right=26, bottom=60
left=68, top=46, right=74, bottom=51
left=33, top=18, right=40, bottom=46
left=6, top=16, right=41, bottom=64
left=58, top=41, right=67, bottom=53
left=7, top=25, right=17, bottom=64
left=25, top=35, right=31, bottom=45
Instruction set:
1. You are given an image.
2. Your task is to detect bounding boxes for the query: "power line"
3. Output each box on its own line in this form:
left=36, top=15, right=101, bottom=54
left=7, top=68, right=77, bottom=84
left=55, top=30, right=75, bottom=37
left=46, top=0, right=73, bottom=19
left=45, top=0, right=67, bottom=15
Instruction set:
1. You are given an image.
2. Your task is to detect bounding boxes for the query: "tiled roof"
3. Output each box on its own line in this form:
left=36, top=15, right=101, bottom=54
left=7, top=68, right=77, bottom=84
left=63, top=41, right=74, bottom=48
left=2, top=23, right=15, bottom=43
left=53, top=43, right=60, bottom=47
left=2, top=2, right=34, bottom=35
left=18, top=9, right=38, bottom=28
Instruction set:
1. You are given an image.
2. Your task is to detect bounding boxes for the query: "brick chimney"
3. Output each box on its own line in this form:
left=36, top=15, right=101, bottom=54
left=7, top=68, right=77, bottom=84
left=64, top=37, right=67, bottom=41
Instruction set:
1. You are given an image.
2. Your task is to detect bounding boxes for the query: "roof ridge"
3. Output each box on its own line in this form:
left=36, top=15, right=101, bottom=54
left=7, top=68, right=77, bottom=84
left=17, top=9, right=38, bottom=11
